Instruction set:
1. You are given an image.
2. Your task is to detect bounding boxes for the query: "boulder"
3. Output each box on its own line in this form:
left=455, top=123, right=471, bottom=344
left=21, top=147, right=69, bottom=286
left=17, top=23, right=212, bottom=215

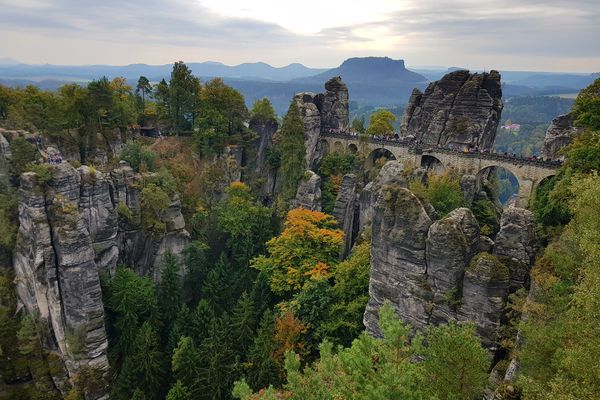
left=400, top=70, right=503, bottom=151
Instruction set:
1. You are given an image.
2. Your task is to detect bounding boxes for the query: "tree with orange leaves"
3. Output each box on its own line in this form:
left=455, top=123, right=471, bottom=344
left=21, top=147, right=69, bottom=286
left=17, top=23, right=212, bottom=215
left=251, top=208, right=343, bottom=296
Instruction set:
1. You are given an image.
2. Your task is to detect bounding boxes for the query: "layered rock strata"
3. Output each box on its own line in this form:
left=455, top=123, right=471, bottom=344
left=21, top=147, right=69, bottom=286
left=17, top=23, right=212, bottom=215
left=400, top=70, right=503, bottom=151
left=292, top=170, right=322, bottom=211
left=13, top=160, right=189, bottom=396
left=294, top=76, right=350, bottom=167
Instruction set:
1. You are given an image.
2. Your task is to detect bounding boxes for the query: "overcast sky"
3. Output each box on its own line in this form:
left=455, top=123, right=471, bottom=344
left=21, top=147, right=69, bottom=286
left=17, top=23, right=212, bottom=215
left=0, top=0, right=599, bottom=72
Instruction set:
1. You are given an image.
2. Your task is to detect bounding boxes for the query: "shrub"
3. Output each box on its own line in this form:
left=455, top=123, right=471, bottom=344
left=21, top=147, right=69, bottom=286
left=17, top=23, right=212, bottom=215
left=120, top=141, right=156, bottom=172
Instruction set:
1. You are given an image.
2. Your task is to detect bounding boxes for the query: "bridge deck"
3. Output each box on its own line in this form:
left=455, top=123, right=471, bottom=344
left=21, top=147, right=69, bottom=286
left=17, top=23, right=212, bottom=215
left=321, top=132, right=560, bottom=170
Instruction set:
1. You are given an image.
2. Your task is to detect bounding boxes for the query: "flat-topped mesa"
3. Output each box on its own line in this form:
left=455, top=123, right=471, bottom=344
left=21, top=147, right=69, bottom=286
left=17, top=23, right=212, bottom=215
left=400, top=70, right=503, bottom=151
left=294, top=76, right=350, bottom=167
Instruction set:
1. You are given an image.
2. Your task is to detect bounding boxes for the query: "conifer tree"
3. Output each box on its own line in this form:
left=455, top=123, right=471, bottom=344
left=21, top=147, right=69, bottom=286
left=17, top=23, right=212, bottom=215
left=201, top=254, right=233, bottom=312
left=190, top=299, right=215, bottom=343
left=231, top=291, right=257, bottom=356
left=168, top=304, right=193, bottom=354
left=166, top=381, right=191, bottom=400
left=245, top=310, right=281, bottom=391
left=158, top=252, right=183, bottom=339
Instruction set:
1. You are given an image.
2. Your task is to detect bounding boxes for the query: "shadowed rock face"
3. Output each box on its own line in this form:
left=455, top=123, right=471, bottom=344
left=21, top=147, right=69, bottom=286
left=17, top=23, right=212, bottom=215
left=292, top=170, right=322, bottom=211
left=542, top=113, right=581, bottom=161
left=363, top=161, right=534, bottom=351
left=247, top=118, right=279, bottom=200
left=294, top=77, right=350, bottom=167
left=332, top=173, right=358, bottom=258
left=400, top=70, right=503, bottom=151
left=13, top=160, right=189, bottom=398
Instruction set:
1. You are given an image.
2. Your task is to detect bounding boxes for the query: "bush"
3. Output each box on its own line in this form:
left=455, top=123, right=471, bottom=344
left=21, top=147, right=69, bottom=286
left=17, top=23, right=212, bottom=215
left=409, top=173, right=463, bottom=217
left=24, top=163, right=53, bottom=185
left=120, top=141, right=156, bottom=172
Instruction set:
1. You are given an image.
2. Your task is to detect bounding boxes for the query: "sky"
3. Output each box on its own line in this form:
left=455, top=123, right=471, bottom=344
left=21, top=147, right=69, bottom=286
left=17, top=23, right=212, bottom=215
left=0, top=0, right=599, bottom=72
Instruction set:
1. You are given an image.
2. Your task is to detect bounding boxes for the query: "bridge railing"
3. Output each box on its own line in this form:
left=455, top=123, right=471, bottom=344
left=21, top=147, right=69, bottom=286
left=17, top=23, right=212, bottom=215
left=320, top=131, right=560, bottom=169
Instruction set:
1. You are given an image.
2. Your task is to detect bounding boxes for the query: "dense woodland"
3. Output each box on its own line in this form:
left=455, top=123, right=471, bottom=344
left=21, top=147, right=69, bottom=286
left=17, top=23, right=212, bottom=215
left=0, top=63, right=599, bottom=400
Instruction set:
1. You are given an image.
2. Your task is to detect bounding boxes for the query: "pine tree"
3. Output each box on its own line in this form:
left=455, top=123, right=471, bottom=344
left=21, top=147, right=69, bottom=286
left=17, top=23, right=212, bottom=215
left=245, top=310, right=281, bottom=391
left=168, top=305, right=193, bottom=354
left=131, top=388, right=147, bottom=400
left=172, top=336, right=200, bottom=395
left=195, top=318, right=236, bottom=399
left=158, top=252, right=182, bottom=339
left=250, top=272, right=274, bottom=319
left=201, top=254, right=232, bottom=312
left=190, top=299, right=215, bottom=343
left=231, top=292, right=257, bottom=356
left=183, top=240, right=209, bottom=304
left=166, top=381, right=191, bottom=400
left=123, top=322, right=165, bottom=399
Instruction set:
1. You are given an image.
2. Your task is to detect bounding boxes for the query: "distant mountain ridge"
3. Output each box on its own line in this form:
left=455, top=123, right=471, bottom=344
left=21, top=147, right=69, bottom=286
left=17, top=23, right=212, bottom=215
left=0, top=61, right=328, bottom=82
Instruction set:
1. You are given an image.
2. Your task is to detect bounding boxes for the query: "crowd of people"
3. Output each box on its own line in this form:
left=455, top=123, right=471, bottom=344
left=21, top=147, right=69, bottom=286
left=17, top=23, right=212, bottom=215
left=47, top=154, right=63, bottom=164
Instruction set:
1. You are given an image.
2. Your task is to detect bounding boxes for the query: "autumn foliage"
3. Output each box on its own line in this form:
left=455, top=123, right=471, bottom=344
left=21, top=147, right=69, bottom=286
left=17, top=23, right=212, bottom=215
left=252, top=208, right=343, bottom=295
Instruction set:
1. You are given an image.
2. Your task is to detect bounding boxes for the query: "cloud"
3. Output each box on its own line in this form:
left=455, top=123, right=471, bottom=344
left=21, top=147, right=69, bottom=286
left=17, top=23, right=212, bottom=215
left=0, top=0, right=598, bottom=71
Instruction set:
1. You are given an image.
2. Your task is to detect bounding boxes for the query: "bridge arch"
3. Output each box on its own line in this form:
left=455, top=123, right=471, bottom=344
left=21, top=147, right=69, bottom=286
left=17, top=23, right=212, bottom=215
left=348, top=143, right=358, bottom=154
left=476, top=166, right=520, bottom=204
left=318, top=139, right=330, bottom=156
left=333, top=141, right=344, bottom=153
left=420, top=155, right=445, bottom=174
left=366, top=148, right=396, bottom=180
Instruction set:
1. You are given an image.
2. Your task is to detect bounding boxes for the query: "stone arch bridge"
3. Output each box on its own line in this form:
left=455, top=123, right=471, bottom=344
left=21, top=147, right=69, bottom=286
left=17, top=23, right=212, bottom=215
left=320, top=133, right=559, bottom=203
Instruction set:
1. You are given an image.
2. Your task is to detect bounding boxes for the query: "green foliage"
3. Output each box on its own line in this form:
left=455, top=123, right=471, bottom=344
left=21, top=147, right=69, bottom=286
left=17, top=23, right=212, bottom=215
left=120, top=141, right=157, bottom=172
left=531, top=174, right=571, bottom=226
left=318, top=152, right=356, bottom=177
left=166, top=381, right=191, bottom=400
left=0, top=189, right=18, bottom=263
left=215, top=182, right=273, bottom=265
left=366, top=109, right=396, bottom=136
left=471, top=198, right=501, bottom=236
left=244, top=310, right=281, bottom=391
left=158, top=253, right=183, bottom=338
left=274, top=102, right=306, bottom=200
left=409, top=173, right=464, bottom=217
left=234, top=302, right=488, bottom=400
left=140, top=183, right=170, bottom=232
left=422, top=322, right=488, bottom=400
left=573, top=77, right=600, bottom=130
left=351, top=116, right=366, bottom=134
left=24, top=163, right=53, bottom=185
left=8, top=137, right=38, bottom=179
left=116, top=200, right=133, bottom=221
left=250, top=98, right=276, bottom=123
left=518, top=173, right=600, bottom=400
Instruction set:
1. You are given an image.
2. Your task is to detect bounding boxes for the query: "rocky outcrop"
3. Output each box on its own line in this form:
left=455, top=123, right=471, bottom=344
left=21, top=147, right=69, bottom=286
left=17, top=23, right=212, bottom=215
left=332, top=174, right=357, bottom=258
left=13, top=158, right=190, bottom=396
left=542, top=113, right=581, bottom=161
left=364, top=170, right=535, bottom=351
left=14, top=163, right=110, bottom=399
left=247, top=118, right=279, bottom=199
left=460, top=174, right=477, bottom=205
left=460, top=253, right=510, bottom=350
left=293, top=77, right=349, bottom=168
left=0, top=131, right=11, bottom=185
left=493, top=207, right=535, bottom=291
left=358, top=160, right=407, bottom=231
left=400, top=70, right=503, bottom=151
left=426, top=208, right=480, bottom=324
left=364, top=184, right=433, bottom=334
left=292, top=170, right=322, bottom=211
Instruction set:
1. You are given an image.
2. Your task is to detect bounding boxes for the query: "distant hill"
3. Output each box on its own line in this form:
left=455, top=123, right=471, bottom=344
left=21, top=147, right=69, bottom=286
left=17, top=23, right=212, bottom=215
left=0, top=61, right=327, bottom=82
left=295, top=57, right=428, bottom=106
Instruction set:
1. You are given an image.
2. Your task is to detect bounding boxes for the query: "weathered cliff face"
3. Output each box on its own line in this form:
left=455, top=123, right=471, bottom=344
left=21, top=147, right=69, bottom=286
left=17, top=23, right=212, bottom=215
left=247, top=118, right=279, bottom=199
left=332, top=173, right=358, bottom=258
left=0, top=132, right=11, bottom=185
left=364, top=184, right=433, bottom=333
left=13, top=159, right=190, bottom=396
left=292, top=170, right=322, bottom=211
left=542, top=113, right=581, bottom=161
left=400, top=70, right=503, bottom=151
left=363, top=163, right=535, bottom=352
left=14, top=163, right=110, bottom=399
left=493, top=207, right=535, bottom=292
left=294, top=77, right=350, bottom=168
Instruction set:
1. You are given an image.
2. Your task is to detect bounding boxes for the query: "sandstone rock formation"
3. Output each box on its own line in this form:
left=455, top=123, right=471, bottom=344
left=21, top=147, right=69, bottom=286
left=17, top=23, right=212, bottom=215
left=0, top=131, right=11, bottom=185
left=493, top=207, right=535, bottom=291
left=542, top=113, right=581, bottom=160
left=400, top=70, right=503, bottom=151
left=363, top=163, right=535, bottom=351
left=292, top=170, right=322, bottom=211
left=247, top=118, right=279, bottom=200
left=364, top=184, right=433, bottom=334
left=13, top=159, right=190, bottom=396
left=332, top=173, right=358, bottom=258
left=14, top=163, right=110, bottom=399
left=294, top=77, right=349, bottom=167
